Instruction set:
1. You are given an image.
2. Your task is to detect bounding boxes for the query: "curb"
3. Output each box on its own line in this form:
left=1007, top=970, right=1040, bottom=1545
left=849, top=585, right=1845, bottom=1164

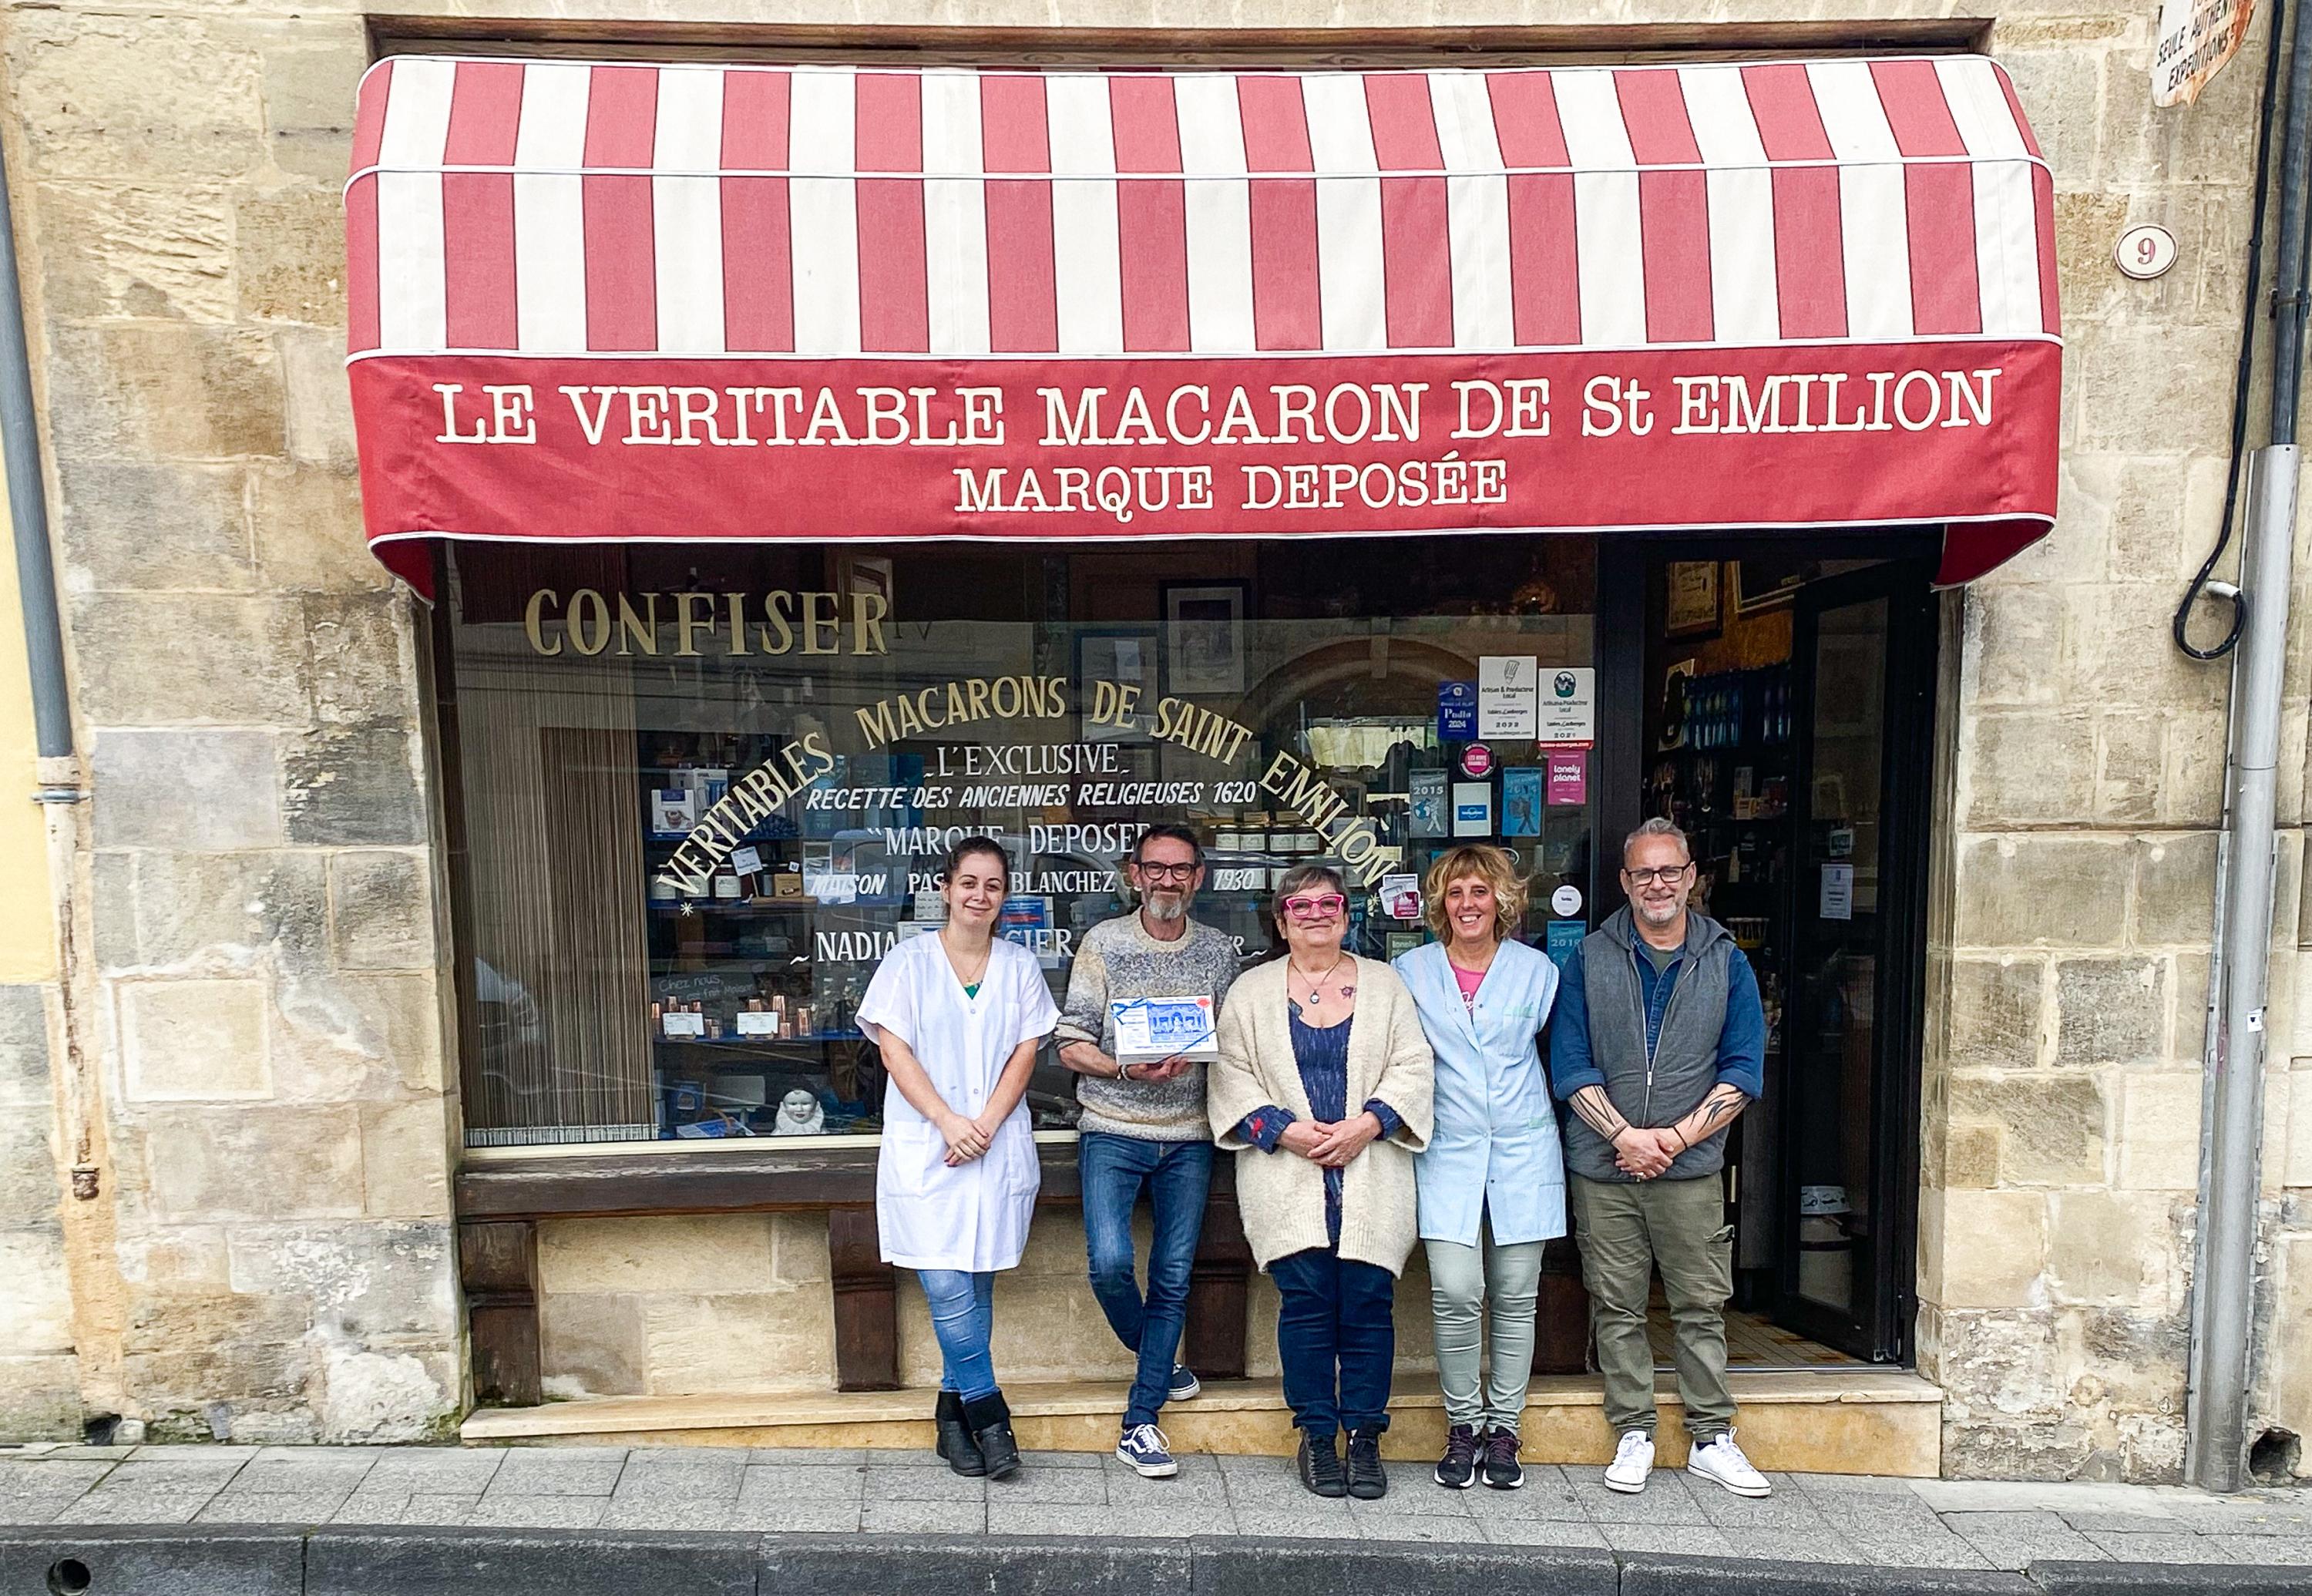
left=0, top=1527, right=2275, bottom=1596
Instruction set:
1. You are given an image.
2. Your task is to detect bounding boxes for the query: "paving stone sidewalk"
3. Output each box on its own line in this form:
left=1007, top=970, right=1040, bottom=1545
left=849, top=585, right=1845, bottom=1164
left=2, top=1443, right=2306, bottom=1570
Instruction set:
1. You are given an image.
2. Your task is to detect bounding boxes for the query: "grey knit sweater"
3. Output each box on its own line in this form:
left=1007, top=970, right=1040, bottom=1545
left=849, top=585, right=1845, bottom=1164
left=1057, top=914, right=1240, bottom=1141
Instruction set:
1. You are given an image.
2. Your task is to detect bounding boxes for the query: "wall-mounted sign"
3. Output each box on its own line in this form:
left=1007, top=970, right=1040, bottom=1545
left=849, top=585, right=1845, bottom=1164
left=2152, top=0, right=2253, bottom=107
left=1460, top=743, right=1495, bottom=778
left=2114, top=224, right=2179, bottom=281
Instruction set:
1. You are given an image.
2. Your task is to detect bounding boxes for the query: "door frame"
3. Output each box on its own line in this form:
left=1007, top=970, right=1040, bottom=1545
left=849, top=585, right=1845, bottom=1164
left=1595, top=531, right=1939, bottom=1367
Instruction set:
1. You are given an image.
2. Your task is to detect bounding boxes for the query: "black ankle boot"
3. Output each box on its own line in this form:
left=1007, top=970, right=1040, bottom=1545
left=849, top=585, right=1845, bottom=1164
left=1296, top=1430, right=1347, bottom=1497
left=934, top=1389, right=986, bottom=1477
left=1346, top=1429, right=1387, bottom=1500
left=963, top=1389, right=1021, bottom=1480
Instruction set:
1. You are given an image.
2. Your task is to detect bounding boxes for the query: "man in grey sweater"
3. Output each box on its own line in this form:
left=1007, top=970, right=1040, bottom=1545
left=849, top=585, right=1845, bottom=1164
left=1057, top=823, right=1241, bottom=1481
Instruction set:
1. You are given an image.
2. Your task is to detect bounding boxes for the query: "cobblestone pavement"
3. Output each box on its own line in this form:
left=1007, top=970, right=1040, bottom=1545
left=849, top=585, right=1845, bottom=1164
left=2, top=1443, right=2306, bottom=1569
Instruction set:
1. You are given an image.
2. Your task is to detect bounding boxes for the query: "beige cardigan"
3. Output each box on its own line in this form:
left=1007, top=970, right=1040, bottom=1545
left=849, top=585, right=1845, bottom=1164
left=1206, top=956, right=1435, bottom=1276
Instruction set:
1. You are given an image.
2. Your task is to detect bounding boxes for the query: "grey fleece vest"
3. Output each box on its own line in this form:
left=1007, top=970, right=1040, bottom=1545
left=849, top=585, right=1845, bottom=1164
left=1561, top=907, right=1737, bottom=1184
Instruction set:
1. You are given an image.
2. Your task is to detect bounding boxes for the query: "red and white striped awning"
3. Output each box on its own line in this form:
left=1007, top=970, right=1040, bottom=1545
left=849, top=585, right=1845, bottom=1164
left=346, top=55, right=2060, bottom=593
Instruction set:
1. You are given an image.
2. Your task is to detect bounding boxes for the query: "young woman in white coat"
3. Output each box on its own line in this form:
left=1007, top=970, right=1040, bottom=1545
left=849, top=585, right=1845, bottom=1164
left=855, top=837, right=1057, bottom=1480
left=1391, top=845, right=1566, bottom=1492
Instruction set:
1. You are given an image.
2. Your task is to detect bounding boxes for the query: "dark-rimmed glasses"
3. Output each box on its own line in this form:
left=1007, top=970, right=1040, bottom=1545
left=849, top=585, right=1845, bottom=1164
left=1623, top=863, right=1694, bottom=888
left=1133, top=860, right=1200, bottom=882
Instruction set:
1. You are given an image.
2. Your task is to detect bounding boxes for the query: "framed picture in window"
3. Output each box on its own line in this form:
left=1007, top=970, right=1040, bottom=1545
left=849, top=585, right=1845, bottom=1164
left=1730, top=557, right=1814, bottom=616
left=1664, top=561, right=1721, bottom=639
left=1160, top=580, right=1250, bottom=696
left=1074, top=627, right=1161, bottom=743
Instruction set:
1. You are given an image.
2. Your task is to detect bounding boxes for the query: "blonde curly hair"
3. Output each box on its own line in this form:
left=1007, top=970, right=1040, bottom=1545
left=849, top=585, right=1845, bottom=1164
left=1421, top=845, right=1528, bottom=943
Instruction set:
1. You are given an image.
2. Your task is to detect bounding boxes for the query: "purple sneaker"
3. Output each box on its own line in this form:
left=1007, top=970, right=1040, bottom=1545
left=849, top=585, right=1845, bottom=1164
left=1433, top=1423, right=1480, bottom=1489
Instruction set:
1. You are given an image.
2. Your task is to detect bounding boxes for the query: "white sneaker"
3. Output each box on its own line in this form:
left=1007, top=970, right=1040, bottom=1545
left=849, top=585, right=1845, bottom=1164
left=1603, top=1428, right=1654, bottom=1493
left=1686, top=1429, right=1772, bottom=1497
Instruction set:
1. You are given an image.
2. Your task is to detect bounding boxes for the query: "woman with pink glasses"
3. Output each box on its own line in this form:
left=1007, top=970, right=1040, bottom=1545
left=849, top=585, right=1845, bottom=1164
left=1207, top=863, right=1433, bottom=1501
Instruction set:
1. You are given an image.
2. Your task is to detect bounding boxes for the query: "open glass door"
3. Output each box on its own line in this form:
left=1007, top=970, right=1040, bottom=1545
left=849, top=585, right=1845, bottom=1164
left=1776, top=560, right=1937, bottom=1361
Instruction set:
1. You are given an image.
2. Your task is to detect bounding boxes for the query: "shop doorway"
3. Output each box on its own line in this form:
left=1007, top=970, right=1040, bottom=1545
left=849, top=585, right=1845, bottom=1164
left=1595, top=536, right=1941, bottom=1368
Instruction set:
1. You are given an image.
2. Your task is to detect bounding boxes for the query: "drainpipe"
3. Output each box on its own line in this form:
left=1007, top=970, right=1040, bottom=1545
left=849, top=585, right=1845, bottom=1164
left=2186, top=3, right=2312, bottom=1496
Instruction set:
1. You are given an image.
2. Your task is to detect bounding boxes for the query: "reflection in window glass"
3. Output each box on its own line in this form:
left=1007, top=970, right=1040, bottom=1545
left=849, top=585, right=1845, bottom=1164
left=444, top=536, right=1595, bottom=1147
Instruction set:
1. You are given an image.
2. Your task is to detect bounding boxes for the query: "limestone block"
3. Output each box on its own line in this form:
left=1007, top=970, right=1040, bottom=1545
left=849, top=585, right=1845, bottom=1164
left=5, top=12, right=266, bottom=180
left=282, top=727, right=425, bottom=847
left=106, top=849, right=330, bottom=978
left=2162, top=711, right=2228, bottom=828
left=2050, top=191, right=2134, bottom=328
left=119, top=1225, right=233, bottom=1291
left=2078, top=326, right=2243, bottom=456
left=1943, top=1121, right=2004, bottom=1189
left=0, top=1355, right=82, bottom=1440
left=358, top=1097, right=452, bottom=1218
left=538, top=1214, right=776, bottom=1295
left=1931, top=1306, right=2062, bottom=1422
left=1949, top=1072, right=2106, bottom=1184
left=2270, top=1234, right=2312, bottom=1454
left=1946, top=957, right=2047, bottom=1072
left=0, top=1114, right=58, bottom=1221
left=2169, top=953, right=2213, bottom=1068
left=2000, top=460, right=2112, bottom=590
left=1934, top=1189, right=2048, bottom=1308
left=1986, top=45, right=2104, bottom=186
left=123, top=1332, right=310, bottom=1420
left=2068, top=583, right=2232, bottom=714
left=119, top=976, right=271, bottom=1100
left=71, top=592, right=315, bottom=727
left=141, top=1104, right=364, bottom=1221
left=2053, top=958, right=2169, bottom=1068
left=32, top=180, right=235, bottom=322
left=318, top=1343, right=457, bottom=1443
left=1964, top=583, right=2067, bottom=708
left=1953, top=835, right=2129, bottom=949
left=641, top=1288, right=836, bottom=1396
left=268, top=969, right=443, bottom=1101
left=1944, top=1416, right=2096, bottom=1480
left=250, top=465, right=385, bottom=595
left=227, top=1218, right=457, bottom=1339
left=92, top=728, right=284, bottom=851
left=52, top=459, right=252, bottom=596
left=2101, top=30, right=2267, bottom=188
left=237, top=184, right=347, bottom=324
left=0, top=1225, right=75, bottom=1350
left=1961, top=711, right=2095, bottom=827
left=307, top=594, right=416, bottom=730
left=2116, top=1072, right=2203, bottom=1191
left=255, top=21, right=369, bottom=183
left=769, top=1211, right=832, bottom=1285
left=328, top=850, right=433, bottom=970
left=2095, top=713, right=2162, bottom=826
left=2045, top=1192, right=2181, bottom=1310
left=279, top=326, right=358, bottom=469
left=42, top=323, right=285, bottom=462
left=2073, top=1305, right=2189, bottom=1415
left=2132, top=832, right=2219, bottom=948
left=540, top=1292, right=648, bottom=1398
left=2287, top=1061, right=2312, bottom=1189
left=0, top=985, right=52, bottom=1107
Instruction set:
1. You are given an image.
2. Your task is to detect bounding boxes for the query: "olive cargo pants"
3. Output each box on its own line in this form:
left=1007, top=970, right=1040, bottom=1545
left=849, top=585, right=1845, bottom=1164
left=1568, top=1171, right=1736, bottom=1443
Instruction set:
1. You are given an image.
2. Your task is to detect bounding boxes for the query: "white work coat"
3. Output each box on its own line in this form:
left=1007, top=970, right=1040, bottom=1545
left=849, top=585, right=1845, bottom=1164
left=856, top=933, right=1058, bottom=1272
left=1393, top=939, right=1568, bottom=1248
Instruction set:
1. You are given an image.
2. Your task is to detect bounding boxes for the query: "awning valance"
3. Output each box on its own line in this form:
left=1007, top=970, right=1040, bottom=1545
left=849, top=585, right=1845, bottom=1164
left=346, top=55, right=2060, bottom=593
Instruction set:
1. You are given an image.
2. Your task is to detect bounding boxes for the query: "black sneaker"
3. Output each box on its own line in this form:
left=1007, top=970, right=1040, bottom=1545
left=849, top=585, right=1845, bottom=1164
left=1346, top=1429, right=1387, bottom=1500
left=1433, top=1423, right=1480, bottom=1489
left=1297, top=1430, right=1348, bottom=1498
left=1481, top=1426, right=1525, bottom=1490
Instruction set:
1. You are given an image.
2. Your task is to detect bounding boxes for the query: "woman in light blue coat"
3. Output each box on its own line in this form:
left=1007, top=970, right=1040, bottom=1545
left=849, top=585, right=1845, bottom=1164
left=1392, top=845, right=1565, bottom=1493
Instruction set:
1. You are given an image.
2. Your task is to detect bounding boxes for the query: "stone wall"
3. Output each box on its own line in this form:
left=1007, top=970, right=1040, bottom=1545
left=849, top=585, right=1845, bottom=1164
left=0, top=4, right=462, bottom=1440
left=2, top=0, right=2304, bottom=1477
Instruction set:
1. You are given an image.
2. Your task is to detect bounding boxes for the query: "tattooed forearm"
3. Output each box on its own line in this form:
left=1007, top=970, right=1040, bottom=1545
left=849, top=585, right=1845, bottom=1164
left=1572, top=1085, right=1632, bottom=1141
left=1669, top=1085, right=1750, bottom=1151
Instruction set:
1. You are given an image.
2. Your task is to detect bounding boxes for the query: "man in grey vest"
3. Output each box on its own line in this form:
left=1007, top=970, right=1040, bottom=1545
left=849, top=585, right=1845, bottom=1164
left=1549, top=818, right=1769, bottom=1497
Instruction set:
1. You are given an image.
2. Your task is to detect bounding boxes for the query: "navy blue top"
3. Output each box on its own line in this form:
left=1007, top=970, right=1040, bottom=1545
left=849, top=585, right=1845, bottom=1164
left=1547, top=920, right=1767, bottom=1101
left=1237, top=1006, right=1404, bottom=1248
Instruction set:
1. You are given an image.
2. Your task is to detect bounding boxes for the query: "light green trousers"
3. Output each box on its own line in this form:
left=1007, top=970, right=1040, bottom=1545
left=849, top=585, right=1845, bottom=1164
left=1568, top=1171, right=1736, bottom=1442
left=1424, top=1225, right=1545, bottom=1434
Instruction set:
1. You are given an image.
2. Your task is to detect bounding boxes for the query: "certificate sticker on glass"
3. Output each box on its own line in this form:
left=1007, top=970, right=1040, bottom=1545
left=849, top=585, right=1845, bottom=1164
left=1453, top=781, right=1494, bottom=838
left=1501, top=768, right=1543, bottom=836
left=1379, top=873, right=1422, bottom=920
left=1111, top=996, right=1220, bottom=1064
left=1478, top=656, right=1540, bottom=738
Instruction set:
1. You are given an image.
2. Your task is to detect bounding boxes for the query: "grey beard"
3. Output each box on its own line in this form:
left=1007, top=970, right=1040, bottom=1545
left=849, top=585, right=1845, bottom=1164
left=1142, top=895, right=1188, bottom=924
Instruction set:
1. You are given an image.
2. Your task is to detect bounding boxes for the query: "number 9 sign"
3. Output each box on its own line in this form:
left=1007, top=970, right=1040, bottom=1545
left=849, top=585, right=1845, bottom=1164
left=2115, top=223, right=2179, bottom=281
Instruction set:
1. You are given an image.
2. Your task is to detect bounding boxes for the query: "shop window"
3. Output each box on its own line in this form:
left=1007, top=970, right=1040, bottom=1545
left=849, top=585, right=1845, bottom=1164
left=442, top=536, right=1596, bottom=1149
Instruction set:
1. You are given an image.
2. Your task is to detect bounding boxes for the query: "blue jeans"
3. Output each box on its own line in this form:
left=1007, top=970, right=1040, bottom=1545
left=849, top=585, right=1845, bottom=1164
left=1269, top=1246, right=1396, bottom=1440
left=1079, top=1133, right=1214, bottom=1429
left=917, top=1269, right=997, bottom=1401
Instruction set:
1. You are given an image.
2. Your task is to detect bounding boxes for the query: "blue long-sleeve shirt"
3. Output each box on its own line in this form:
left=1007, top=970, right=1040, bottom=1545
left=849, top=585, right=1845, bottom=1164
left=1547, top=921, right=1766, bottom=1107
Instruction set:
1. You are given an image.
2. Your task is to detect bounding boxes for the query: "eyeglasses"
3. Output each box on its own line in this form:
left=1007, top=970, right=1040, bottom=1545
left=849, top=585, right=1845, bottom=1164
left=1282, top=893, right=1348, bottom=919
left=1623, top=863, right=1694, bottom=887
left=1133, top=860, right=1199, bottom=882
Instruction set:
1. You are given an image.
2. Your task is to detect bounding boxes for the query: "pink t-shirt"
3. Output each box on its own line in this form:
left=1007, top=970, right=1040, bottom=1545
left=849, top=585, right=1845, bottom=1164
left=1451, top=960, right=1486, bottom=1008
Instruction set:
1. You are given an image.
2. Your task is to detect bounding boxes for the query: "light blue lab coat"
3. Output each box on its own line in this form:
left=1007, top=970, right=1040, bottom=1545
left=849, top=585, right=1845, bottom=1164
left=1393, top=939, right=1568, bottom=1247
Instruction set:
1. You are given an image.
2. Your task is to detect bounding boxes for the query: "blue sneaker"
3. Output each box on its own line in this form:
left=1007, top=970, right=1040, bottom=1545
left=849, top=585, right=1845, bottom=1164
left=1168, top=1365, right=1201, bottom=1402
left=1117, top=1422, right=1179, bottom=1478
